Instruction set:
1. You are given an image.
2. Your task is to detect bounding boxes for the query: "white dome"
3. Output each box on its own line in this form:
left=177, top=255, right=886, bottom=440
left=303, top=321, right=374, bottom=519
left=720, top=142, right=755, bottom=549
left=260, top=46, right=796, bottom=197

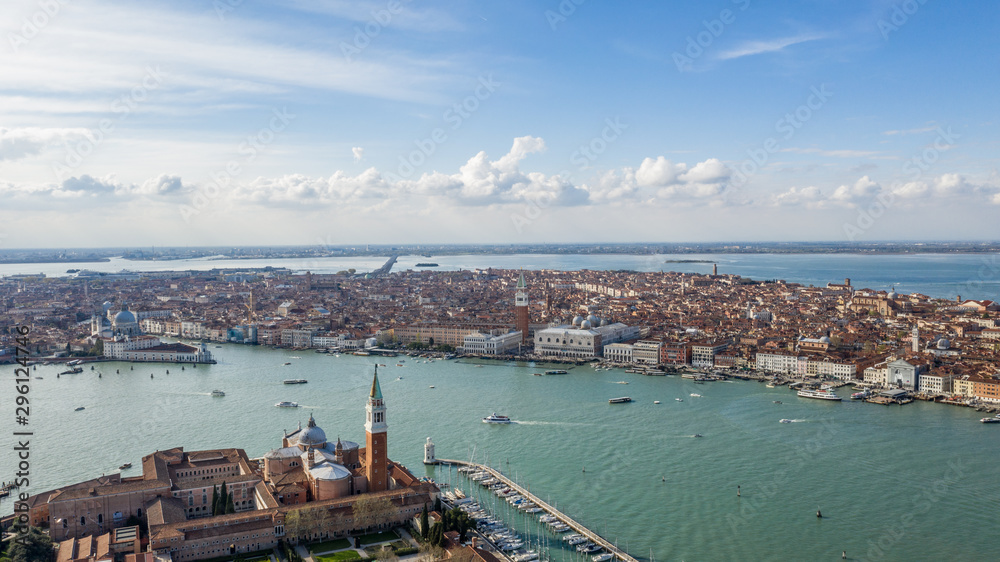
left=580, top=320, right=592, bottom=330
left=295, top=414, right=327, bottom=446
left=114, top=310, right=136, bottom=324
left=937, top=338, right=950, bottom=350
left=572, top=315, right=584, bottom=327
left=586, top=314, right=600, bottom=326
left=820, top=336, right=831, bottom=344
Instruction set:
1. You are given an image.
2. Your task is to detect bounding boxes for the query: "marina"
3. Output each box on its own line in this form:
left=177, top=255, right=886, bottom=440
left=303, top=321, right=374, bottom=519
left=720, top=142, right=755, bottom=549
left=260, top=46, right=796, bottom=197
left=439, top=458, right=638, bottom=562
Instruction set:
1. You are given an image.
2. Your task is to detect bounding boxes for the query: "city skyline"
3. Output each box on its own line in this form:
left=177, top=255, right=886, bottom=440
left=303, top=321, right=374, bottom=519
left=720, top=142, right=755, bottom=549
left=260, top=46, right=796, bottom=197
left=2, top=1, right=1000, bottom=247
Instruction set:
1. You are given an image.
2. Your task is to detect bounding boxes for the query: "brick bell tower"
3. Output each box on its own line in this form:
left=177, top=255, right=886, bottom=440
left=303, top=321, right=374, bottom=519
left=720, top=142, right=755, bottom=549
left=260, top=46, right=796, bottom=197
left=515, top=271, right=530, bottom=345
left=365, top=365, right=388, bottom=492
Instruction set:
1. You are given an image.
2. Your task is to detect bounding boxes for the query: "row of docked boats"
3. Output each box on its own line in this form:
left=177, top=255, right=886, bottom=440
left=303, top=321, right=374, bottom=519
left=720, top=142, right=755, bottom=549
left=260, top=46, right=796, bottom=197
left=460, top=466, right=617, bottom=562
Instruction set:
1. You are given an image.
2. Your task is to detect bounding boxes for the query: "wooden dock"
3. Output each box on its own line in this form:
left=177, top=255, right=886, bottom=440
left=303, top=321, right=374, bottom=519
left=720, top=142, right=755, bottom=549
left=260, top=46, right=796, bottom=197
left=438, top=458, right=638, bottom=562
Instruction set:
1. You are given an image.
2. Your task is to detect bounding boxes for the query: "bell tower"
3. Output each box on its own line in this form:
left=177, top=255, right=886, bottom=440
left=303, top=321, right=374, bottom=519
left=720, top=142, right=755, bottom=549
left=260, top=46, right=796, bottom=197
left=365, top=366, right=388, bottom=492
left=515, top=272, right=530, bottom=345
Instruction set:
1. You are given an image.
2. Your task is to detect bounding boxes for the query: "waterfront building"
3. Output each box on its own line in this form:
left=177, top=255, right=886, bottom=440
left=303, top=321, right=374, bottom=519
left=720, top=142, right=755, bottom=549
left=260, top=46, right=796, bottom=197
left=660, top=341, right=691, bottom=365
left=632, top=340, right=662, bottom=365
left=21, top=368, right=435, bottom=560
left=534, top=317, right=638, bottom=358
left=887, top=358, right=924, bottom=390
left=462, top=331, right=522, bottom=355
left=919, top=371, right=954, bottom=395
left=103, top=336, right=214, bottom=363
left=691, top=340, right=730, bottom=369
left=755, top=352, right=802, bottom=375
left=603, top=342, right=633, bottom=363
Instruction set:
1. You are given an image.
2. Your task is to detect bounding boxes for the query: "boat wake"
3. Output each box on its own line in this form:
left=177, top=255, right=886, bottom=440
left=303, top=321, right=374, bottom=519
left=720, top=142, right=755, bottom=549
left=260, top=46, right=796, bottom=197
left=510, top=420, right=592, bottom=427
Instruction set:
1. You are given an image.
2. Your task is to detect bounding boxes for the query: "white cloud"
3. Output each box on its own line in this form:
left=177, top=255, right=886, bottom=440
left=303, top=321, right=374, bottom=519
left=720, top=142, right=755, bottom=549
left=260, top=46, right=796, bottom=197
left=772, top=186, right=823, bottom=207
left=830, top=175, right=881, bottom=205
left=717, top=34, right=827, bottom=60
left=0, top=127, right=91, bottom=161
left=352, top=147, right=364, bottom=162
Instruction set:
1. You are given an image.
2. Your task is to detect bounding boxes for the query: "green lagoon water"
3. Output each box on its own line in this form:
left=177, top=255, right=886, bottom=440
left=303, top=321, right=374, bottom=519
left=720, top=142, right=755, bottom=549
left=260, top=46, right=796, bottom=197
left=3, top=346, right=998, bottom=561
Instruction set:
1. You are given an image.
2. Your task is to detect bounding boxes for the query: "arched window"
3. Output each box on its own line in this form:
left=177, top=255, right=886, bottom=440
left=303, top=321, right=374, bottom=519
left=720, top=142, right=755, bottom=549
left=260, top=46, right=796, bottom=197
left=81, top=516, right=86, bottom=526
left=98, top=514, right=103, bottom=524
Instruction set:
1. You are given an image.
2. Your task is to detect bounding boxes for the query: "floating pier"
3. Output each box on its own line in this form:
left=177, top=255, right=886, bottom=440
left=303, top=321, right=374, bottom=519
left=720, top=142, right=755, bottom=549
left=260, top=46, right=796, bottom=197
left=438, top=458, right=638, bottom=562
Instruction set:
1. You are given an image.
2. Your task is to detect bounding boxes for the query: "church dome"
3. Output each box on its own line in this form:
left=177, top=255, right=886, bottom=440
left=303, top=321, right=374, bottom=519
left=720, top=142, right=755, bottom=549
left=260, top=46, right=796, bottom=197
left=586, top=314, right=600, bottom=326
left=572, top=315, right=584, bottom=327
left=296, top=414, right=327, bottom=446
left=937, top=338, right=950, bottom=350
left=819, top=336, right=831, bottom=344
left=114, top=310, right=136, bottom=324
left=580, top=320, right=592, bottom=330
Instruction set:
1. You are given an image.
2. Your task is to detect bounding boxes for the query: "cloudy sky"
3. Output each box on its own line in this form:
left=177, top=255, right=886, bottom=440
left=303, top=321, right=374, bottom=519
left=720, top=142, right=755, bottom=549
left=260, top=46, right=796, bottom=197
left=2, top=0, right=999, bottom=248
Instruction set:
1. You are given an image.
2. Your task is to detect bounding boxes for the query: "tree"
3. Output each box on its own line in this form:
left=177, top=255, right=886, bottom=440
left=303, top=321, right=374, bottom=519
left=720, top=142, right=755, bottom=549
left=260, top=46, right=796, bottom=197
left=7, top=527, right=53, bottom=562
left=225, top=491, right=235, bottom=514
left=284, top=509, right=304, bottom=543
left=216, top=482, right=228, bottom=516
left=351, top=496, right=395, bottom=532
left=419, top=504, right=429, bottom=539
left=211, top=485, right=219, bottom=516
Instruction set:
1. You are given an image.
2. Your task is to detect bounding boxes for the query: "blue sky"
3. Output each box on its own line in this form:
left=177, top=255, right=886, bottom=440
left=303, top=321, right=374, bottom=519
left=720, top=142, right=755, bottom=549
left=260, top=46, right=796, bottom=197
left=1, top=0, right=999, bottom=247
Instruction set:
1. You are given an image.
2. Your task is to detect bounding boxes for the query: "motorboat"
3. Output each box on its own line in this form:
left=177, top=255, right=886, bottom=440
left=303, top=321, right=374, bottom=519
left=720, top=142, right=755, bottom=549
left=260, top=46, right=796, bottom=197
left=675, top=398, right=684, bottom=402
left=275, top=401, right=299, bottom=408
left=797, top=388, right=843, bottom=401
left=74, top=406, right=85, bottom=411
left=692, top=434, right=703, bottom=438
left=654, top=400, right=661, bottom=404
left=852, top=390, right=871, bottom=400
left=545, top=369, right=568, bottom=375
left=773, top=400, right=782, bottom=404
left=615, top=381, right=629, bottom=385
left=483, top=413, right=512, bottom=424
left=981, top=416, right=1000, bottom=424
left=211, top=390, right=226, bottom=397
left=283, top=379, right=308, bottom=384
left=608, top=397, right=632, bottom=404
left=690, top=393, right=702, bottom=397
left=593, top=554, right=614, bottom=562
left=283, top=362, right=291, bottom=366
left=779, top=419, right=793, bottom=423
left=119, top=463, right=132, bottom=470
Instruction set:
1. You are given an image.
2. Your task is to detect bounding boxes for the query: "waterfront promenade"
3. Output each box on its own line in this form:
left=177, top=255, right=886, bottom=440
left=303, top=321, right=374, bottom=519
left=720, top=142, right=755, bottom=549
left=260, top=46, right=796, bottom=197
left=438, top=458, right=638, bottom=562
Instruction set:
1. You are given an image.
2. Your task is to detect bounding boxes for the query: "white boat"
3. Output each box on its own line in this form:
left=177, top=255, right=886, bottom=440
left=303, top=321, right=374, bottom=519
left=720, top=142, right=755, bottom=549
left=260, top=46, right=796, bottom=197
left=615, top=380, right=629, bottom=385
left=797, top=388, right=842, bottom=401
left=654, top=400, right=661, bottom=404
left=981, top=416, right=1000, bottom=424
left=275, top=401, right=299, bottom=408
left=779, top=419, right=792, bottom=423
left=690, top=393, right=702, bottom=397
left=211, top=389, right=225, bottom=397
left=608, top=397, right=632, bottom=404
left=675, top=398, right=684, bottom=402
left=593, top=555, right=614, bottom=562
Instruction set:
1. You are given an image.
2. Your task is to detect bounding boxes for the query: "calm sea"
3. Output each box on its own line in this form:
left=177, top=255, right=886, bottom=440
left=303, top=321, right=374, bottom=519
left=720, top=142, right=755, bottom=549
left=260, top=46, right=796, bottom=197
left=2, top=252, right=999, bottom=301
left=2, top=347, right=998, bottom=561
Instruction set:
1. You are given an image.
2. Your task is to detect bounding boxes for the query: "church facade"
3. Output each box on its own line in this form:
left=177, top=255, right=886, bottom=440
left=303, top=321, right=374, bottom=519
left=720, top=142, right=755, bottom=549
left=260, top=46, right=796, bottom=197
left=22, top=369, right=437, bottom=561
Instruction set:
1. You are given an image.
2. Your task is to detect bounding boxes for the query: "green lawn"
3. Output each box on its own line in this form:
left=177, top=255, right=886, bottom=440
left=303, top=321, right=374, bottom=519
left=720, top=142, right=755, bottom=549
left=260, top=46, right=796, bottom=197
left=308, top=538, right=352, bottom=554
left=357, top=530, right=398, bottom=545
left=315, top=551, right=361, bottom=562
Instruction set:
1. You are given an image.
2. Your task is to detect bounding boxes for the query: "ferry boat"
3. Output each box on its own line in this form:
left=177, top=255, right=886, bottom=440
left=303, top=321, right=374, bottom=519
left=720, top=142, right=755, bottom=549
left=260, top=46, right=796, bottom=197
left=797, top=388, right=843, bottom=401
left=980, top=415, right=1000, bottom=424
left=545, top=369, right=568, bottom=375
left=211, top=389, right=225, bottom=397
left=283, top=379, right=308, bottom=384
left=608, top=397, right=632, bottom=404
left=275, top=401, right=299, bottom=408
left=851, top=390, right=871, bottom=400
left=483, top=413, right=512, bottom=424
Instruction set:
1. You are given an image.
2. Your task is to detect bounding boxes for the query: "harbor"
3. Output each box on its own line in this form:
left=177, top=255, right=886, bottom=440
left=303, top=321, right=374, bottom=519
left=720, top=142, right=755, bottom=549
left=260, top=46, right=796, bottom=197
left=437, top=458, right=638, bottom=562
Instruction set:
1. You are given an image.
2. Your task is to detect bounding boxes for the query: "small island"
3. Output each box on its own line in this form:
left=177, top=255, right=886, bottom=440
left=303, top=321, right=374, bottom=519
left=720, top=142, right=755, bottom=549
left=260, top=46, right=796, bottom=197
left=415, top=262, right=439, bottom=267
